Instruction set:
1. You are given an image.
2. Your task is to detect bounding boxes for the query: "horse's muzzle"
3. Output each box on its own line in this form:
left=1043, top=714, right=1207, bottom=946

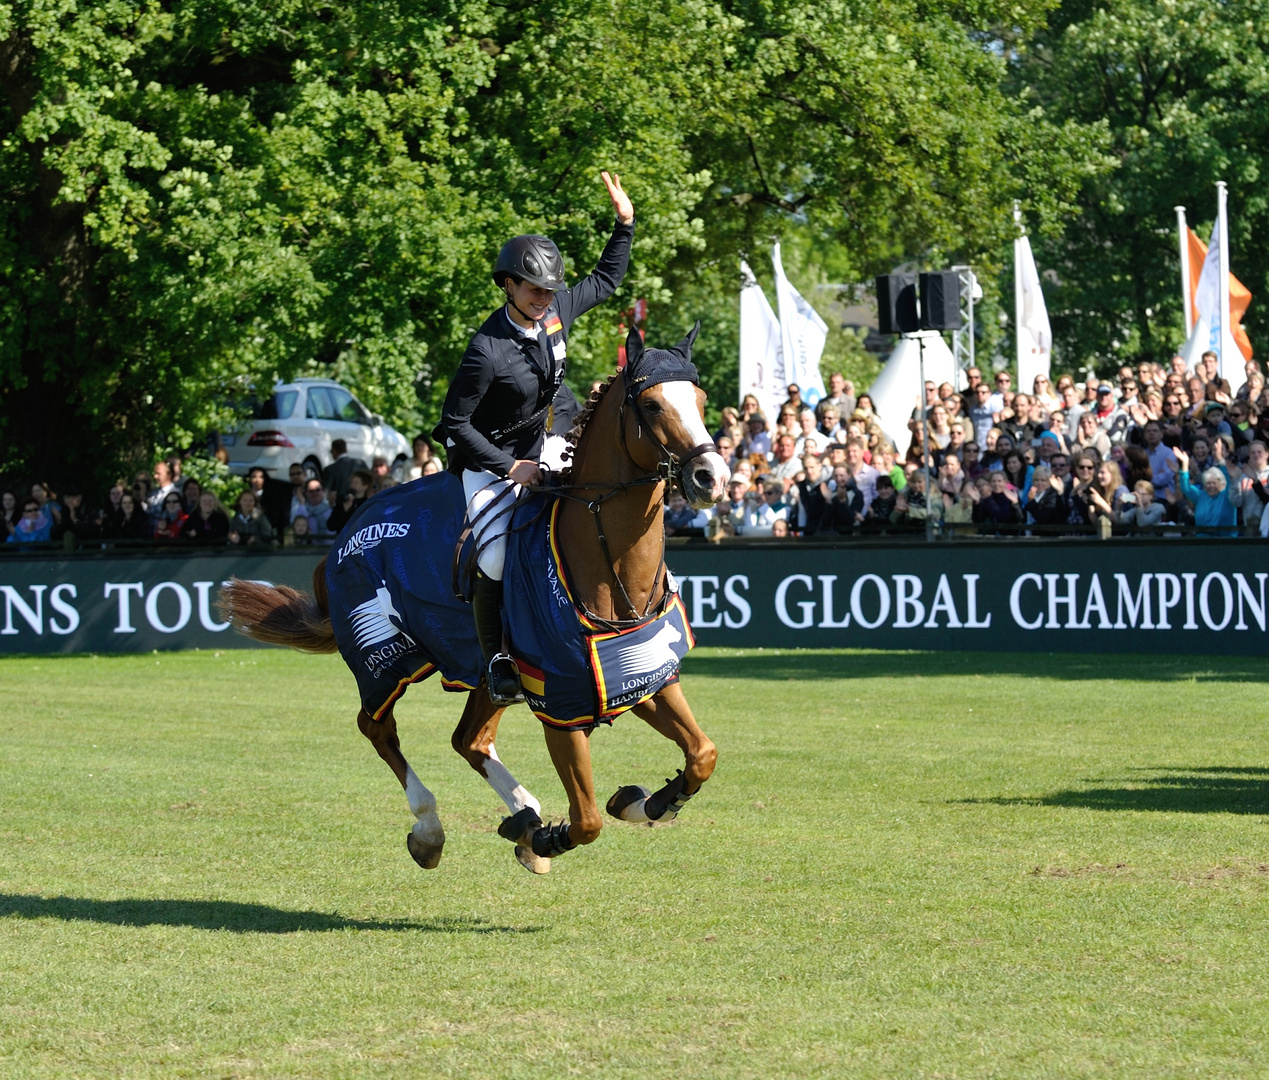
left=681, top=451, right=730, bottom=509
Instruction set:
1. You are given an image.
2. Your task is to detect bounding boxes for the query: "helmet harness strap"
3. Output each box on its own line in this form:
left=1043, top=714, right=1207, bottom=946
left=504, top=283, right=541, bottom=329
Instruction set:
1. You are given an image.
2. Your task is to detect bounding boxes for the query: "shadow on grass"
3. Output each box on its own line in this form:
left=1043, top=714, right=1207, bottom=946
left=0, top=894, right=540, bottom=935
left=683, top=650, right=1269, bottom=684
left=963, top=767, right=1269, bottom=816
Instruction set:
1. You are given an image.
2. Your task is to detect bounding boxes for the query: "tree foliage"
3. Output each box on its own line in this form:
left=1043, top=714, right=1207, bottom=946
left=0, top=0, right=1109, bottom=489
left=1013, top=0, right=1269, bottom=372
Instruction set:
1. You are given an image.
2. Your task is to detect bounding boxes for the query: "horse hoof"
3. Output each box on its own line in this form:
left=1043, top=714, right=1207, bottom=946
left=498, top=807, right=543, bottom=845
left=406, top=831, right=444, bottom=870
left=607, top=785, right=652, bottom=822
left=514, top=845, right=551, bottom=875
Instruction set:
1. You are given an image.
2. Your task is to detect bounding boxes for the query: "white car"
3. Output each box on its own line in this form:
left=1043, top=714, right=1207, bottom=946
left=222, top=378, right=412, bottom=480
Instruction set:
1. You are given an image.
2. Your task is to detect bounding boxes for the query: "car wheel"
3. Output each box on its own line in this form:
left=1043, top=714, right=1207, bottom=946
left=303, top=456, right=323, bottom=483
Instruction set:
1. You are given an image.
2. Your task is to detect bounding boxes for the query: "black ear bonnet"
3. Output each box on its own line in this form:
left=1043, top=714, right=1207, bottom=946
left=623, top=322, right=701, bottom=402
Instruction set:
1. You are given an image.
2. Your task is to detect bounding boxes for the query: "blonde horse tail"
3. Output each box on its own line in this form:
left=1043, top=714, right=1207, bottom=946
left=217, top=558, right=337, bottom=654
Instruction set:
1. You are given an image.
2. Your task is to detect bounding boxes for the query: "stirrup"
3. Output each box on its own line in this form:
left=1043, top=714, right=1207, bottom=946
left=531, top=820, right=577, bottom=859
left=485, top=652, right=524, bottom=706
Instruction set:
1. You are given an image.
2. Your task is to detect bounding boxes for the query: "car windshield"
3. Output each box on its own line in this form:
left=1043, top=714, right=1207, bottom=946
left=247, top=390, right=298, bottom=420
left=306, top=385, right=371, bottom=422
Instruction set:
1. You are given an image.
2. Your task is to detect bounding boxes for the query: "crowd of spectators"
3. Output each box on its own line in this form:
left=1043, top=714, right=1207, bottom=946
left=669, top=353, right=1269, bottom=540
left=3, top=434, right=443, bottom=550
left=8, top=353, right=1267, bottom=552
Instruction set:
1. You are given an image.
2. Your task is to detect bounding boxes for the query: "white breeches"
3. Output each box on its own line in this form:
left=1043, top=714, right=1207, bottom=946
left=463, top=470, right=518, bottom=581
left=462, top=436, right=568, bottom=580
left=464, top=436, right=568, bottom=583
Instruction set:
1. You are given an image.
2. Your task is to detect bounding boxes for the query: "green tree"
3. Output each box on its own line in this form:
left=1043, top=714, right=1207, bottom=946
left=657, top=0, right=1108, bottom=399
left=0, top=0, right=717, bottom=489
left=0, top=0, right=1109, bottom=494
left=1014, top=0, right=1269, bottom=371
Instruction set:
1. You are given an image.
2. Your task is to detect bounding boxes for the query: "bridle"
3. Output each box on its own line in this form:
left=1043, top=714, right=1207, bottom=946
left=529, top=376, right=717, bottom=629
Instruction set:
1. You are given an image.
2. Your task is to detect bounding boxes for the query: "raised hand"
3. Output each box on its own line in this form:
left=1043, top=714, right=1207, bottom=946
left=601, top=171, right=634, bottom=224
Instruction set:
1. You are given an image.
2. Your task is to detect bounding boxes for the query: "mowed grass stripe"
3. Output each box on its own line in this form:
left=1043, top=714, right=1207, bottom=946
left=1, top=649, right=1267, bottom=1079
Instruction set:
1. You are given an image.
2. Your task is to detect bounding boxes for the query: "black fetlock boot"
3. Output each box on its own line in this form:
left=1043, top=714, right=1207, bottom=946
left=473, top=570, right=524, bottom=706
left=644, top=768, right=697, bottom=822
left=531, top=820, right=577, bottom=859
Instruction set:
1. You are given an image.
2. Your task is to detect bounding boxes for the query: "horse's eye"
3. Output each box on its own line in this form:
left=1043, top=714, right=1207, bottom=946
left=645, top=401, right=662, bottom=414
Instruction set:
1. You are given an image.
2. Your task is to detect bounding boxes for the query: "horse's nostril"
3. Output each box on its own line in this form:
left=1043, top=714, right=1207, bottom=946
left=694, top=468, right=713, bottom=488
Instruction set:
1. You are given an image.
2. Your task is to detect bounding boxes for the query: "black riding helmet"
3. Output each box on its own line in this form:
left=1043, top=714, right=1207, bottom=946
left=493, top=235, right=566, bottom=291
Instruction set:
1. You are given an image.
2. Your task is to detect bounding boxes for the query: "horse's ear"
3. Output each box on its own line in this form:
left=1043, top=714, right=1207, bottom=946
left=625, top=324, right=645, bottom=369
left=674, top=321, right=701, bottom=359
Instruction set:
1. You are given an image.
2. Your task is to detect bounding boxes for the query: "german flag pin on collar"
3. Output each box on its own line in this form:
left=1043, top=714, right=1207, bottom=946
left=543, top=313, right=563, bottom=337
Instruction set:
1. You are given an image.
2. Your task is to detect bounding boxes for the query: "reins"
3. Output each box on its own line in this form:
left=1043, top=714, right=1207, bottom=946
left=519, top=377, right=715, bottom=630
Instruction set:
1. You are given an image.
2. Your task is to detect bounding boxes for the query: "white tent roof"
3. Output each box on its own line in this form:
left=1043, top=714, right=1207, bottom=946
left=867, top=333, right=957, bottom=456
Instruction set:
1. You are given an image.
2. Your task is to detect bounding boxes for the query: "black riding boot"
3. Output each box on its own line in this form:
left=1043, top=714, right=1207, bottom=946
left=473, top=571, right=524, bottom=706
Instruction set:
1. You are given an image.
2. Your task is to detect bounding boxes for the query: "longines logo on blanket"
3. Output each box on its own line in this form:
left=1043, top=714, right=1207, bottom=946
left=351, top=584, right=419, bottom=678
left=337, top=522, right=411, bottom=564
left=589, top=601, right=694, bottom=718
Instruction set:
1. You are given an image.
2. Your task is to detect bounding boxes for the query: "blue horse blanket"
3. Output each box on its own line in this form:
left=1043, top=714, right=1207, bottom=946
left=326, top=474, right=693, bottom=727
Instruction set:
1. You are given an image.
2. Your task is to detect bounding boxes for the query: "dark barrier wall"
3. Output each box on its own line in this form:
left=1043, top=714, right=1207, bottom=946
left=0, top=550, right=325, bottom=655
left=666, top=539, right=1269, bottom=654
left=2, top=540, right=1267, bottom=655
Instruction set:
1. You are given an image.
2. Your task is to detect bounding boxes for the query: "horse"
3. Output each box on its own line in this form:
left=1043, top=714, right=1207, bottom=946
left=219, top=324, right=730, bottom=874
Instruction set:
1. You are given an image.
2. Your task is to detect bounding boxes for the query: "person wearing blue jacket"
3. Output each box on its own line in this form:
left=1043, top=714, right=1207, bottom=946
left=1175, top=447, right=1241, bottom=536
left=7, top=497, right=52, bottom=543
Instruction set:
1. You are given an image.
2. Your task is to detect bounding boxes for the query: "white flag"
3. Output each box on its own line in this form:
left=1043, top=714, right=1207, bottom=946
left=1193, top=219, right=1222, bottom=346
left=772, top=243, right=828, bottom=406
left=738, top=260, right=785, bottom=420
left=1015, top=234, right=1052, bottom=395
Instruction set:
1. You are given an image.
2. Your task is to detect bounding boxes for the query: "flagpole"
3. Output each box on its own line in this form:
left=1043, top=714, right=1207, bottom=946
left=1217, top=181, right=1230, bottom=380
left=1013, top=202, right=1023, bottom=381
left=1175, top=206, right=1192, bottom=330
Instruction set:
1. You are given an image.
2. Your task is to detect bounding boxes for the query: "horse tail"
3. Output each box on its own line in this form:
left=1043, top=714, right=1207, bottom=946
left=218, top=558, right=338, bottom=654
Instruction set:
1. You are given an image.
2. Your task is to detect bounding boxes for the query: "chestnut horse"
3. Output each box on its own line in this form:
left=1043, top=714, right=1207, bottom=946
left=219, top=325, right=729, bottom=873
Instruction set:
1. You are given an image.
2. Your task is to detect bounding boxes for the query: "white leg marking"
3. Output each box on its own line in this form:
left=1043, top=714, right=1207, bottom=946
left=404, top=766, right=444, bottom=847
left=485, top=745, right=542, bottom=816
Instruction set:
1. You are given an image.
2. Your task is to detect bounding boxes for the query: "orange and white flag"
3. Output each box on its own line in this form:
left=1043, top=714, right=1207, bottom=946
left=1187, top=226, right=1253, bottom=361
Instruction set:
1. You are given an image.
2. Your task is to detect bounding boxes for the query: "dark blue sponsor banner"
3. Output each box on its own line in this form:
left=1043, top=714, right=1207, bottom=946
left=2, top=539, right=1267, bottom=655
left=0, top=550, right=324, bottom=654
left=665, top=538, right=1269, bottom=654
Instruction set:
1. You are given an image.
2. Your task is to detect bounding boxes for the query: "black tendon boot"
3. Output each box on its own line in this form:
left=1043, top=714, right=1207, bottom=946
left=473, top=571, right=524, bottom=706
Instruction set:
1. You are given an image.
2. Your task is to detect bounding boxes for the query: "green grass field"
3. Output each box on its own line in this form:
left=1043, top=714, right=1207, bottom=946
left=2, top=648, right=1268, bottom=1079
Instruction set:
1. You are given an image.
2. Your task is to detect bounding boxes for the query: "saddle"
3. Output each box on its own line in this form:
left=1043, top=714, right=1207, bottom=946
left=451, top=479, right=560, bottom=603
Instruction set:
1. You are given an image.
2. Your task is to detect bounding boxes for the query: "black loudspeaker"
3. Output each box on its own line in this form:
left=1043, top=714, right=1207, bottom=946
left=919, top=271, right=963, bottom=331
left=876, top=274, right=918, bottom=335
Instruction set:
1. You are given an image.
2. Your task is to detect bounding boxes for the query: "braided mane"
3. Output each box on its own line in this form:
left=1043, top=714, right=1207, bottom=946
left=558, top=371, right=621, bottom=480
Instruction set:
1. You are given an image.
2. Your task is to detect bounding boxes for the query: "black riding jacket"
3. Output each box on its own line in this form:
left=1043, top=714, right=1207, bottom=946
left=439, top=218, right=634, bottom=477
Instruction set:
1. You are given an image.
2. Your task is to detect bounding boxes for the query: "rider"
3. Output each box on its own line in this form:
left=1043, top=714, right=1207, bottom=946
left=439, top=171, right=635, bottom=705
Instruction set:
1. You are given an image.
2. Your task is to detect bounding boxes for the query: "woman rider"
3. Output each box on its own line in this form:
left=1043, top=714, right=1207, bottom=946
left=439, top=171, right=635, bottom=705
